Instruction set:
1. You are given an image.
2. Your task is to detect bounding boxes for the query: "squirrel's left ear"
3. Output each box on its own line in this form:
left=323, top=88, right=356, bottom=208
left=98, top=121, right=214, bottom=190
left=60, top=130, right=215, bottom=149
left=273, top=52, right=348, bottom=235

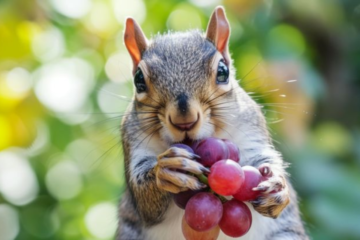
left=206, top=6, right=231, bottom=64
left=124, top=18, right=149, bottom=74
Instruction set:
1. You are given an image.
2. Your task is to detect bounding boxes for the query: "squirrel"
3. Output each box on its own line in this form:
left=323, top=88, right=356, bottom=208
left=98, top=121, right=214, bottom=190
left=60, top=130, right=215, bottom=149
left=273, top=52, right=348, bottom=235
left=117, top=6, right=309, bottom=240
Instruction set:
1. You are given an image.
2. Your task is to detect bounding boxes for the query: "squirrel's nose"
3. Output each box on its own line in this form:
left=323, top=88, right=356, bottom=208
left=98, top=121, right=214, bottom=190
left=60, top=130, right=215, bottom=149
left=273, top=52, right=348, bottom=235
left=169, top=115, right=198, bottom=131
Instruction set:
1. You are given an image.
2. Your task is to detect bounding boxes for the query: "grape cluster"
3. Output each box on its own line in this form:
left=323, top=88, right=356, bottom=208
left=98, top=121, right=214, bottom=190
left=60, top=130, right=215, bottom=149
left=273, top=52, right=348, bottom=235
left=172, top=138, right=271, bottom=239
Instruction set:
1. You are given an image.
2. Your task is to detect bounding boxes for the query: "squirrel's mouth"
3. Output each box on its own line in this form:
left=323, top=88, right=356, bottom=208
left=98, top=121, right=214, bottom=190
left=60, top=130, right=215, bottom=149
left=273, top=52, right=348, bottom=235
left=179, top=135, right=193, bottom=145
left=177, top=135, right=201, bottom=147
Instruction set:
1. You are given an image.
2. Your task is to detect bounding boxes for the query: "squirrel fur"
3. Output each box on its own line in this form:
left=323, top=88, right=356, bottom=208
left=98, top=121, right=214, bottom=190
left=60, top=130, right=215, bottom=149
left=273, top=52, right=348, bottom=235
left=117, top=6, right=308, bottom=240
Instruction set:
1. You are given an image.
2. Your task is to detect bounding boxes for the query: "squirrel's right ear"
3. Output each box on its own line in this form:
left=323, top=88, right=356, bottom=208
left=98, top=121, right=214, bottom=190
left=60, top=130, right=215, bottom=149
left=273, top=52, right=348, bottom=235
left=206, top=6, right=231, bottom=64
left=124, top=18, right=148, bottom=74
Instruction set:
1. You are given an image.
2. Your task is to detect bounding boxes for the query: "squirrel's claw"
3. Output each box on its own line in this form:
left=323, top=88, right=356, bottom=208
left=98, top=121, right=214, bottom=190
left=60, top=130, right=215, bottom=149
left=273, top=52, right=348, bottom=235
left=157, top=168, right=206, bottom=193
left=157, top=157, right=206, bottom=175
left=156, top=178, right=187, bottom=194
left=156, top=147, right=207, bottom=193
left=158, top=147, right=198, bottom=160
left=251, top=173, right=290, bottom=219
left=256, top=174, right=285, bottom=194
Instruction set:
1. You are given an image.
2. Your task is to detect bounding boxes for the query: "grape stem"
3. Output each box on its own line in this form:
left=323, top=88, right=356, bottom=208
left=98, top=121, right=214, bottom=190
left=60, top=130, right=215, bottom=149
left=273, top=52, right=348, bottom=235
left=197, top=174, right=209, bottom=185
left=196, top=174, right=228, bottom=203
left=217, top=195, right=228, bottom=203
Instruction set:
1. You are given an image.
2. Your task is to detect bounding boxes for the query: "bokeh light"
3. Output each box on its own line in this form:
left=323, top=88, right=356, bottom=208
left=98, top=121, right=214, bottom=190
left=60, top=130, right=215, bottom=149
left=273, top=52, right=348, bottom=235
left=31, top=27, right=65, bottom=62
left=112, top=0, right=146, bottom=25
left=49, top=0, right=92, bottom=19
left=84, top=202, right=117, bottom=239
left=267, top=24, right=306, bottom=58
left=65, top=138, right=102, bottom=173
left=84, top=1, right=118, bottom=37
left=27, top=121, right=50, bottom=156
left=0, top=150, right=39, bottom=206
left=45, top=160, right=83, bottom=200
left=97, top=81, right=132, bottom=118
left=34, top=58, right=95, bottom=113
left=5, top=67, right=32, bottom=96
left=105, top=51, right=132, bottom=83
left=189, top=0, right=222, bottom=8
left=167, top=4, right=203, bottom=30
left=0, top=204, right=19, bottom=240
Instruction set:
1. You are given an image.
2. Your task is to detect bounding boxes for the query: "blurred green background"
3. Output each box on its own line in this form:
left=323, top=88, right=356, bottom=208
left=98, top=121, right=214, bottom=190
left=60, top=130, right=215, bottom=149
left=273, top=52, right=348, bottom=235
left=1, top=0, right=360, bottom=239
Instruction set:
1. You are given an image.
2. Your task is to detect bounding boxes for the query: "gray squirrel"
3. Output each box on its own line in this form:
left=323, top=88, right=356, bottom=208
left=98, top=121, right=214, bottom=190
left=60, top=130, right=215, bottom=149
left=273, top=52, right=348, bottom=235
left=117, top=6, right=308, bottom=240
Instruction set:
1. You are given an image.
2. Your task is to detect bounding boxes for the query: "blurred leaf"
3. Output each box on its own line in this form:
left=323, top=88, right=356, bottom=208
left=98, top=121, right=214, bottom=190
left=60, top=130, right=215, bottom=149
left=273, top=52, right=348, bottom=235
left=311, top=122, right=352, bottom=156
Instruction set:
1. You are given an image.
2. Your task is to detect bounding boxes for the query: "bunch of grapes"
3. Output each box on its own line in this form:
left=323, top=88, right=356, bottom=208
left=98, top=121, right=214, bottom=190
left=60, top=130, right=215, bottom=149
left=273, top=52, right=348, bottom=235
left=172, top=138, right=271, bottom=239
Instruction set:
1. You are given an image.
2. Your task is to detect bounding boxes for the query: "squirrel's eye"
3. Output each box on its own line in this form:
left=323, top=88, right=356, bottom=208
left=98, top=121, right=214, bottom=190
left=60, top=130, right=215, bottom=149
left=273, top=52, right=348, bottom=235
left=216, top=59, right=229, bottom=84
left=134, top=68, right=147, bottom=93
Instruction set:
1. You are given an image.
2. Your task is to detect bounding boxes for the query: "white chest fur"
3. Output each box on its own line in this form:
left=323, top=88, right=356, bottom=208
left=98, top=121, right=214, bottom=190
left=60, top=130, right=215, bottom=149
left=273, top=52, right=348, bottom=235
left=145, top=201, right=276, bottom=240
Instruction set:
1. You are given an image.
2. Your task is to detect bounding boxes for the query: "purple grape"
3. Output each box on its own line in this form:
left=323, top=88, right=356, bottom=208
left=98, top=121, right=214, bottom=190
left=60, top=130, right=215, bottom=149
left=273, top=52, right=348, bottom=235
left=233, top=166, right=262, bottom=201
left=185, top=192, right=223, bottom=232
left=219, top=199, right=252, bottom=237
left=171, top=143, right=194, bottom=154
left=192, top=138, right=229, bottom=167
left=173, top=189, right=202, bottom=209
left=222, top=139, right=240, bottom=163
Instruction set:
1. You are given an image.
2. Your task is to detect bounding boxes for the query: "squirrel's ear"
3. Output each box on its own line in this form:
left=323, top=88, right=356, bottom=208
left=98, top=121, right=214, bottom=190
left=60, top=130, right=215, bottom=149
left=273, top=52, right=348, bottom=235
left=206, top=6, right=230, bottom=64
left=124, top=18, right=148, bottom=74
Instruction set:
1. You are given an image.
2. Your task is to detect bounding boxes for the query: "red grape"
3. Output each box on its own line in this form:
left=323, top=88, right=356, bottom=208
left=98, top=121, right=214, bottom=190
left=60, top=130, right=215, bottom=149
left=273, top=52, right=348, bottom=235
left=219, top=199, right=252, bottom=237
left=222, top=139, right=240, bottom=163
left=192, top=138, right=229, bottom=167
left=171, top=143, right=194, bottom=154
left=208, top=160, right=244, bottom=196
left=182, top=215, right=220, bottom=240
left=173, top=189, right=203, bottom=209
left=185, top=192, right=223, bottom=232
left=233, top=166, right=262, bottom=201
left=190, top=141, right=200, bottom=151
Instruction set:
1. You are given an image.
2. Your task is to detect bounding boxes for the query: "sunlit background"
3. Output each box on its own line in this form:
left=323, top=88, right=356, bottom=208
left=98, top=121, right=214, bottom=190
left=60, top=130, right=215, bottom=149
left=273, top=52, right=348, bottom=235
left=1, top=0, right=360, bottom=239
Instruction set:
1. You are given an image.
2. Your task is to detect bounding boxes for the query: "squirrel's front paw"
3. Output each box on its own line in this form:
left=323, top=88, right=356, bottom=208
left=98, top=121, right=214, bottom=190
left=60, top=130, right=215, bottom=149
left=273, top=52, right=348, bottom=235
left=251, top=164, right=290, bottom=219
left=155, top=147, right=209, bottom=194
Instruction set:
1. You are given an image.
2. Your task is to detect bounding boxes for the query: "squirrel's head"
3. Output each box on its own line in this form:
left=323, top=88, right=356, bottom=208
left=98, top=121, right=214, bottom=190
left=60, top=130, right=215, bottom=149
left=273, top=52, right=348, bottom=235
left=123, top=6, right=238, bottom=144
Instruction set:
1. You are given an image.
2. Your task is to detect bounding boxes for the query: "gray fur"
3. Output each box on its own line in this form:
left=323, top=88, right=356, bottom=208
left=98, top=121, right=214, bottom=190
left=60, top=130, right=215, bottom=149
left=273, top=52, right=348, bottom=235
left=144, top=30, right=216, bottom=101
left=118, top=28, right=308, bottom=239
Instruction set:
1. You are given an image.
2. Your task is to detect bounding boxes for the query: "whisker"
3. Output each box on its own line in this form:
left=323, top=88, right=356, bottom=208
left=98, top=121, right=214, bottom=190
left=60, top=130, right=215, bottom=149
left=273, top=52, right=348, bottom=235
left=135, top=126, right=163, bottom=149
left=131, top=121, right=161, bottom=143
left=262, top=109, right=294, bottom=117
left=135, top=100, right=161, bottom=110
left=205, top=87, right=237, bottom=105
left=203, top=87, right=222, bottom=104
left=97, top=87, right=132, bottom=102
left=121, top=119, right=160, bottom=131
left=145, top=126, right=163, bottom=148
left=208, top=121, right=233, bottom=139
left=146, top=95, right=165, bottom=109
left=239, top=60, right=264, bottom=81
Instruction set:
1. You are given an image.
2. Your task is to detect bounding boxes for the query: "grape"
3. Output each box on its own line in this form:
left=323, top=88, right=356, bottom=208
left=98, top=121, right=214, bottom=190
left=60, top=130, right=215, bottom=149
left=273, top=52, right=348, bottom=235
left=233, top=166, right=262, bottom=201
left=190, top=141, right=200, bottom=151
left=222, top=139, right=240, bottom=163
left=185, top=192, right=223, bottom=232
left=219, top=199, right=252, bottom=237
left=173, top=189, right=202, bottom=209
left=182, top=215, right=220, bottom=240
left=171, top=143, right=194, bottom=154
left=193, top=138, right=229, bottom=167
left=208, top=160, right=244, bottom=196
